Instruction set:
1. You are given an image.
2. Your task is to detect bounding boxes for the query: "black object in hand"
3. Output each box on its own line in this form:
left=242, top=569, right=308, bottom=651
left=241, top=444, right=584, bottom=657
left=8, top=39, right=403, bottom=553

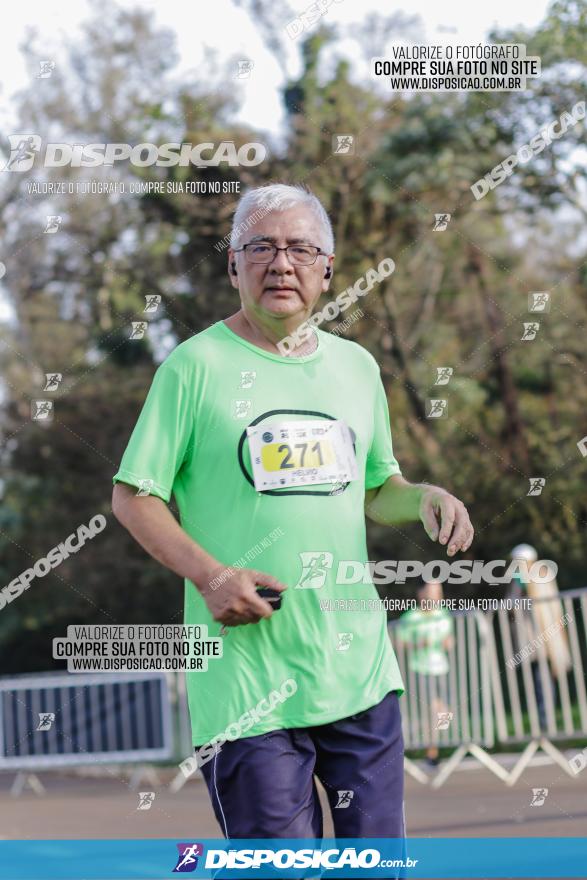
left=256, top=587, right=282, bottom=610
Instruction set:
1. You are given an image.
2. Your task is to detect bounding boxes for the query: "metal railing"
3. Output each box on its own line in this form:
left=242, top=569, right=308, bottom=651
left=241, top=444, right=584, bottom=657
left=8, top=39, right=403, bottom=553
left=0, top=671, right=174, bottom=794
left=388, top=587, right=587, bottom=785
left=1, top=589, right=586, bottom=791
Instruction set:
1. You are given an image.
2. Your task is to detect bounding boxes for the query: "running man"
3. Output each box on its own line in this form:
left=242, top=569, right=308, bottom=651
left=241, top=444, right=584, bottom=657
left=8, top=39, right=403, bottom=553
left=397, top=580, right=454, bottom=766
left=112, top=183, right=474, bottom=848
left=7, top=136, right=38, bottom=169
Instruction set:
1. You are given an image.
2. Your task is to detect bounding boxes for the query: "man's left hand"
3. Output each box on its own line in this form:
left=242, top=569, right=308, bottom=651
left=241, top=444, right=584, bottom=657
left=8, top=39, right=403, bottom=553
left=419, top=487, right=474, bottom=556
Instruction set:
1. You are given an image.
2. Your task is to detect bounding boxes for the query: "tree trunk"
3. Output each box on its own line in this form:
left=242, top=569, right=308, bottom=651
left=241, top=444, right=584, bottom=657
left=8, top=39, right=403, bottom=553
left=376, top=282, right=443, bottom=464
left=466, top=245, right=530, bottom=473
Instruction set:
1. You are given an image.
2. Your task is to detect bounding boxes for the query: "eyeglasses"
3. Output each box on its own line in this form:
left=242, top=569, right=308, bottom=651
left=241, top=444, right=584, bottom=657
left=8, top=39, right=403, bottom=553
left=233, top=242, right=329, bottom=266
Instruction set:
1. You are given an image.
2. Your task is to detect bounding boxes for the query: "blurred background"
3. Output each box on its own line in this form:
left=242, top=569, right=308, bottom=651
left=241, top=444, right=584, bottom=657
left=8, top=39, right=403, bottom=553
left=1, top=0, right=587, bottom=855
left=0, top=0, right=585, bottom=673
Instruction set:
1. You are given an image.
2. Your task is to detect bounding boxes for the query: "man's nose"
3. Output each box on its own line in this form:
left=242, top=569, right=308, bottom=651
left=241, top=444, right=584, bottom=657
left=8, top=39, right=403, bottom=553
left=268, top=248, right=294, bottom=272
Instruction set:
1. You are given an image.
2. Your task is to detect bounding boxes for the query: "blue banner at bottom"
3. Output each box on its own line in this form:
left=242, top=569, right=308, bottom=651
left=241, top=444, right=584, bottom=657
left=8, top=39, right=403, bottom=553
left=0, top=838, right=585, bottom=879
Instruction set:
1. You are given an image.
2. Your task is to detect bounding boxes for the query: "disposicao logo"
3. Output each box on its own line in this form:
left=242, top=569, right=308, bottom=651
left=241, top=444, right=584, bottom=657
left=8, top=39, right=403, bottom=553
left=2, top=136, right=267, bottom=171
left=173, top=842, right=204, bottom=873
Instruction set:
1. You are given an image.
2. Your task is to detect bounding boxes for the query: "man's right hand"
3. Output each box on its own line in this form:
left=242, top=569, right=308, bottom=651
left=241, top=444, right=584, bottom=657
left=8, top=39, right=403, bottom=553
left=199, top=565, right=288, bottom=627
left=111, top=483, right=288, bottom=628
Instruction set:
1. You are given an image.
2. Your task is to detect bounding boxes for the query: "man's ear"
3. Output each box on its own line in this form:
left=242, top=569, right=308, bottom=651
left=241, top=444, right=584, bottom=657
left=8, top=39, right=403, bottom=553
left=321, top=257, right=334, bottom=293
left=228, top=249, right=239, bottom=289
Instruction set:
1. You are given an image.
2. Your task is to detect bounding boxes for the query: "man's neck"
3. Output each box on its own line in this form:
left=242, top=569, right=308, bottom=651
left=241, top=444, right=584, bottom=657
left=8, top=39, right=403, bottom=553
left=224, top=310, right=317, bottom=357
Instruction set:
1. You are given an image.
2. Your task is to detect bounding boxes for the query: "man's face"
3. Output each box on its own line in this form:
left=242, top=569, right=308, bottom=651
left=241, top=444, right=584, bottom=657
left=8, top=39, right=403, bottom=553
left=228, top=205, right=334, bottom=323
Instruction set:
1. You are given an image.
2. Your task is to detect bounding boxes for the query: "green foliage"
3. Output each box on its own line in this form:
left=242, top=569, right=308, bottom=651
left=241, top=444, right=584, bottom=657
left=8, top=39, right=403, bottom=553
left=1, top=0, right=586, bottom=670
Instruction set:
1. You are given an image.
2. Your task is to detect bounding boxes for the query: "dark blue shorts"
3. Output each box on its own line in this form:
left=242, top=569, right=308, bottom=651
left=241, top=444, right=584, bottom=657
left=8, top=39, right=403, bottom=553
left=197, top=690, right=405, bottom=841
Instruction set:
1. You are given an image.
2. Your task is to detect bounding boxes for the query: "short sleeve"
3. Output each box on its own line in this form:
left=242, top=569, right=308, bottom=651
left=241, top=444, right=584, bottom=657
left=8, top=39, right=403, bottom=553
left=365, top=376, right=401, bottom=490
left=112, top=364, right=194, bottom=502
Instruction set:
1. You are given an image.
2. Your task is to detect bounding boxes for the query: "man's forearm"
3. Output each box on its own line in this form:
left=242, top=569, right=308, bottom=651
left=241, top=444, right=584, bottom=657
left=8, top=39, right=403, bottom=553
left=365, top=473, right=474, bottom=557
left=112, top=482, right=220, bottom=589
left=365, top=474, right=428, bottom=524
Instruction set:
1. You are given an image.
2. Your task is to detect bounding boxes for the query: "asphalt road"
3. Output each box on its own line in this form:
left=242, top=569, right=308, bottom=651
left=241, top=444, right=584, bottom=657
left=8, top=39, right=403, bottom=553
left=1, top=760, right=585, bottom=840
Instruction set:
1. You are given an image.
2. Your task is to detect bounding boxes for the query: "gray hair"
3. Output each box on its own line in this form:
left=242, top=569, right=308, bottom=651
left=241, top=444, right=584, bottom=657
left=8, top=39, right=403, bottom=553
left=230, top=183, right=335, bottom=253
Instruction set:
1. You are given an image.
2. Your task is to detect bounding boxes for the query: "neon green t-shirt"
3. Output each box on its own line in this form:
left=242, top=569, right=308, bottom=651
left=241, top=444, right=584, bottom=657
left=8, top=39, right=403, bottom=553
left=397, top=608, right=453, bottom=675
left=113, top=321, right=405, bottom=744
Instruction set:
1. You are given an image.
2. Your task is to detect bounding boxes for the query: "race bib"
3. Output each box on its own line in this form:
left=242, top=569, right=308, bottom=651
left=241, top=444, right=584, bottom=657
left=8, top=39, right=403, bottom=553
left=246, top=419, right=358, bottom=491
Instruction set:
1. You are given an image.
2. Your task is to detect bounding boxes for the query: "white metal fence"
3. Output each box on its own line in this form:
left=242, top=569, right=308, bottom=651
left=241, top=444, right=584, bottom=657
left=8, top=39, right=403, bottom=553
left=388, top=587, right=587, bottom=785
left=1, top=588, right=586, bottom=791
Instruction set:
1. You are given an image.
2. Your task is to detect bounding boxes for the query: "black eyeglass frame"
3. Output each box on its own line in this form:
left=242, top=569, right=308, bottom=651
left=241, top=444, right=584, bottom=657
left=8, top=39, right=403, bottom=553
left=232, top=242, right=330, bottom=265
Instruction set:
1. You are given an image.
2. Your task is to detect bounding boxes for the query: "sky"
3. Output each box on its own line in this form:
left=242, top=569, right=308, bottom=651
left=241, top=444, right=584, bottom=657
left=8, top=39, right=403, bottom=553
left=0, top=0, right=554, bottom=323
left=0, top=0, right=552, bottom=137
